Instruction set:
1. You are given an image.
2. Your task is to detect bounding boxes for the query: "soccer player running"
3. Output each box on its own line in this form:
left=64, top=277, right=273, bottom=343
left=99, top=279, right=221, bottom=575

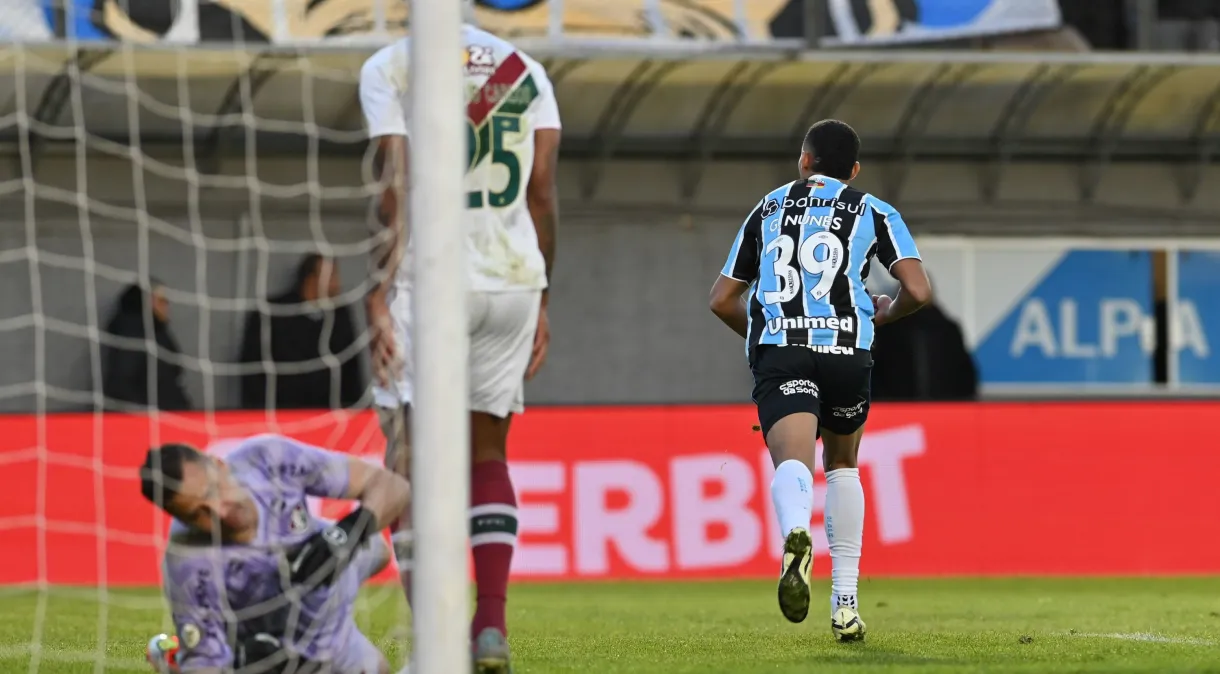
left=357, top=4, right=560, bottom=672
left=139, top=436, right=410, bottom=673
left=709, top=120, right=931, bottom=641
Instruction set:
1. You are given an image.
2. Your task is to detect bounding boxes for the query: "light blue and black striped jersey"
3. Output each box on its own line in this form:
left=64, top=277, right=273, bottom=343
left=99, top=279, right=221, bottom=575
left=720, top=174, right=921, bottom=358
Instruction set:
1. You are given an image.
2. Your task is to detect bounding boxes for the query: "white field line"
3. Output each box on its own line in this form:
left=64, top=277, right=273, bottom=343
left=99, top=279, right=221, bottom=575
left=1068, top=632, right=1216, bottom=646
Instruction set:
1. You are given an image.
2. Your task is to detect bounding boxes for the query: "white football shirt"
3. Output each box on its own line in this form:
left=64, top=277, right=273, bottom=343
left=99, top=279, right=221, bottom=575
left=359, top=24, right=561, bottom=293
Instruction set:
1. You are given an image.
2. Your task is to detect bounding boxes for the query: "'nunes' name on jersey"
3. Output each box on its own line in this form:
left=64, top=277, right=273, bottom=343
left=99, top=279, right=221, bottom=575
left=720, top=174, right=921, bottom=357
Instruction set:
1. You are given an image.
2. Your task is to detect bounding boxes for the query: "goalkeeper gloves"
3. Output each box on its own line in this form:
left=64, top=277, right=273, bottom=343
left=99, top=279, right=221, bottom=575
left=235, top=633, right=325, bottom=674
left=286, top=507, right=377, bottom=589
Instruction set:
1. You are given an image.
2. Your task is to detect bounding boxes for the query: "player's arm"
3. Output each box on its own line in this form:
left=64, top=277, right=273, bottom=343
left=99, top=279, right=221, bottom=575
left=522, top=127, right=560, bottom=380
left=368, top=133, right=408, bottom=300
left=710, top=200, right=764, bottom=338
left=710, top=275, right=751, bottom=339
left=366, top=134, right=408, bottom=385
left=275, top=438, right=409, bottom=587
left=524, top=69, right=562, bottom=380
left=359, top=48, right=410, bottom=383
left=869, top=200, right=931, bottom=326
left=164, top=558, right=234, bottom=674
left=337, top=455, right=411, bottom=532
left=527, top=128, right=560, bottom=301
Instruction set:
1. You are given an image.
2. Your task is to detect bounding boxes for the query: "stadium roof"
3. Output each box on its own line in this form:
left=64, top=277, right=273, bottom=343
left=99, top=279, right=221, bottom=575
left=4, top=44, right=1220, bottom=201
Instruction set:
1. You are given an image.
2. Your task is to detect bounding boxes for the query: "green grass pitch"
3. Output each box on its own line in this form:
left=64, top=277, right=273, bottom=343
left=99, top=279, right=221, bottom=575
left=2, top=578, right=1220, bottom=673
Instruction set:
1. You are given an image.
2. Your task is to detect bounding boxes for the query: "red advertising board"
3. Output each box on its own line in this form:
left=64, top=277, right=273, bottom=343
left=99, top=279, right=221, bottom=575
left=1, top=402, right=1219, bottom=586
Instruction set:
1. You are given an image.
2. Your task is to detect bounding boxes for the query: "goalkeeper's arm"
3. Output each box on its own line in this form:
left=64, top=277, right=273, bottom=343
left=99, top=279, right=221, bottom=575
left=340, top=455, right=411, bottom=532
left=165, top=567, right=237, bottom=674
left=285, top=449, right=410, bottom=588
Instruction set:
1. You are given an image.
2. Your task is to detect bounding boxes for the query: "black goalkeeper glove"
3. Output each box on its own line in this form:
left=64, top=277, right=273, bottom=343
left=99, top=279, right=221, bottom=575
left=286, top=507, right=378, bottom=589
left=235, top=633, right=325, bottom=674
left=235, top=633, right=287, bottom=674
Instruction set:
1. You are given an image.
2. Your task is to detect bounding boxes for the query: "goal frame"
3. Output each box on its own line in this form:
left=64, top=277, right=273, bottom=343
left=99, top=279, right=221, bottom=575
left=407, top=1, right=470, bottom=673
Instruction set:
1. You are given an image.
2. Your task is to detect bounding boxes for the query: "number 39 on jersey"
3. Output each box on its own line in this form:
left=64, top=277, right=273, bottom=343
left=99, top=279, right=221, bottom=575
left=763, top=230, right=844, bottom=304
left=720, top=175, right=921, bottom=353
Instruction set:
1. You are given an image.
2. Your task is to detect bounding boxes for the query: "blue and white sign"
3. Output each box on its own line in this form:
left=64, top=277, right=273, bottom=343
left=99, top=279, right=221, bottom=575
left=973, top=250, right=1153, bottom=385
left=1175, top=251, right=1219, bottom=385
left=826, top=0, right=1061, bottom=46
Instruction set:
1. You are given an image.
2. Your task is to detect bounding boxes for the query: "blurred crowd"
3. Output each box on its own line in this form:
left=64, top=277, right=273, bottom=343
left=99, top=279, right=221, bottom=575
left=100, top=254, right=365, bottom=412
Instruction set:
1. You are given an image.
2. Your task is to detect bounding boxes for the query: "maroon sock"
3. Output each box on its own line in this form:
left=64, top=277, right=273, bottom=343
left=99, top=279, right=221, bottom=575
left=470, top=460, right=517, bottom=640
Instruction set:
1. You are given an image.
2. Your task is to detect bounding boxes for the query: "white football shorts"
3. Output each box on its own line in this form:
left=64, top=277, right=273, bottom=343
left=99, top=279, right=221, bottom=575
left=372, top=289, right=541, bottom=418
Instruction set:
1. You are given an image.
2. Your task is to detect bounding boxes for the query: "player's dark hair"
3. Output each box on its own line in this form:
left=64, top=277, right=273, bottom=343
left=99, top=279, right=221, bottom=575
left=802, top=119, right=860, bottom=180
left=139, top=443, right=204, bottom=510
left=115, top=276, right=164, bottom=316
left=295, top=253, right=327, bottom=292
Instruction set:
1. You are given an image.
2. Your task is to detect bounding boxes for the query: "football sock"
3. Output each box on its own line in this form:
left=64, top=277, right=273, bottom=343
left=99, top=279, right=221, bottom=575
left=825, top=468, right=864, bottom=612
left=470, top=460, right=518, bottom=639
left=770, top=459, right=814, bottom=542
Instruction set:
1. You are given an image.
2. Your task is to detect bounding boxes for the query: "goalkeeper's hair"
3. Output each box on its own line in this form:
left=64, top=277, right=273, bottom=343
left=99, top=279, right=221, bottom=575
left=139, top=443, right=205, bottom=508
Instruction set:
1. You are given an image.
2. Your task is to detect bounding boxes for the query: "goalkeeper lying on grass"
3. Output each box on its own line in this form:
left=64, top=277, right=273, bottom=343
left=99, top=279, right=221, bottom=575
left=138, top=436, right=410, bottom=673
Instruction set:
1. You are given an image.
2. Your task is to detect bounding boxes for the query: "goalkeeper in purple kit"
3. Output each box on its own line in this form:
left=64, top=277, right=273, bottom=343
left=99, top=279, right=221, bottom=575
left=138, top=436, right=410, bottom=673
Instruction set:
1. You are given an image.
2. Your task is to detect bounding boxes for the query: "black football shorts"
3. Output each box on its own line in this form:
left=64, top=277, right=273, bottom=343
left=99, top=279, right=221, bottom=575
left=750, top=344, right=873, bottom=438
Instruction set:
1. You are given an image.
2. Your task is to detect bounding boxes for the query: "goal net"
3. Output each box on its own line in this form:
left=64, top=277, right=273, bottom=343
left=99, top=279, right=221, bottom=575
left=0, top=38, right=411, bottom=671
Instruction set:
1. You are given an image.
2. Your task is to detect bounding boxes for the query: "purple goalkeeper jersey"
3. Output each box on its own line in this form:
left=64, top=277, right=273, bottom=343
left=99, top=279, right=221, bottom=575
left=162, top=435, right=366, bottom=671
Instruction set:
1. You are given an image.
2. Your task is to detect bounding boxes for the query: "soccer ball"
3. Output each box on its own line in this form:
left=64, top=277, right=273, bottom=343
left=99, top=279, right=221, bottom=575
left=830, top=607, right=863, bottom=640
left=146, top=633, right=180, bottom=673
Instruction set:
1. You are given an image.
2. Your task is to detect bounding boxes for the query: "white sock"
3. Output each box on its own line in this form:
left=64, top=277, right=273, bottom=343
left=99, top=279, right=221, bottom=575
left=770, top=459, right=814, bottom=543
left=825, top=468, right=864, bottom=611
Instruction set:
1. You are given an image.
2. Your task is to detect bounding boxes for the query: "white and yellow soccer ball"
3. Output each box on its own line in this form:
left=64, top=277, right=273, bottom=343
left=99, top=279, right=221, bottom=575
left=145, top=633, right=180, bottom=674
left=830, top=607, right=864, bottom=641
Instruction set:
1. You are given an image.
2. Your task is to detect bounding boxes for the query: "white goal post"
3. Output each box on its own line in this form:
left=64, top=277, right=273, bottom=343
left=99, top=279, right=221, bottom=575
left=407, top=1, right=471, bottom=673
left=0, top=6, right=466, bottom=671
